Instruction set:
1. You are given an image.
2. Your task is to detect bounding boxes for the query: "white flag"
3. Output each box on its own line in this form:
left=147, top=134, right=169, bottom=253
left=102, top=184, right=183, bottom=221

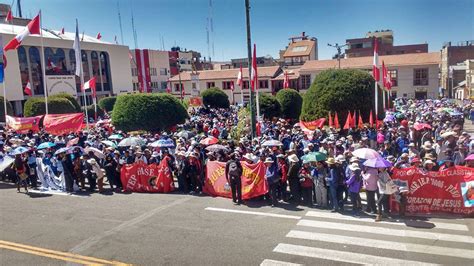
left=73, top=19, right=82, bottom=77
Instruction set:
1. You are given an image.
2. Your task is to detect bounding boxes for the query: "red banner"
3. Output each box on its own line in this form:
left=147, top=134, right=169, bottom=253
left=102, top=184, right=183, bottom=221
left=204, top=161, right=268, bottom=199
left=120, top=159, right=174, bottom=193
left=43, top=113, right=83, bottom=135
left=391, top=166, right=474, bottom=215
left=189, top=97, right=203, bottom=107
left=300, top=118, right=326, bottom=131
left=6, top=115, right=42, bottom=134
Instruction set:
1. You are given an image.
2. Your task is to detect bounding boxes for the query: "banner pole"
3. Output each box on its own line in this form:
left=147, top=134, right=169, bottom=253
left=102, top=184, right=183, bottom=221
left=3, top=81, right=7, bottom=122
left=39, top=10, right=49, bottom=115
left=375, top=81, right=378, bottom=118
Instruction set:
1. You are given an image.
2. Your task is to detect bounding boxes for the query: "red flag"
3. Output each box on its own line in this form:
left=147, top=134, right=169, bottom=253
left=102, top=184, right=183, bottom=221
left=334, top=112, right=340, bottom=129
left=350, top=111, right=357, bottom=128
left=369, top=110, right=374, bottom=127
left=230, top=81, right=234, bottom=91
left=283, top=71, right=290, bottom=89
left=237, top=64, right=242, bottom=86
left=328, top=112, right=333, bottom=128
left=372, top=38, right=380, bottom=81
left=4, top=13, right=40, bottom=52
left=358, top=111, right=364, bottom=129
left=250, top=44, right=258, bottom=92
left=24, top=81, right=32, bottom=96
left=82, top=77, right=97, bottom=97
left=384, top=62, right=392, bottom=90
left=376, top=119, right=384, bottom=129
left=5, top=9, right=13, bottom=23
left=166, top=80, right=171, bottom=93
left=96, top=32, right=102, bottom=40
left=343, top=112, right=351, bottom=130
left=60, top=27, right=65, bottom=34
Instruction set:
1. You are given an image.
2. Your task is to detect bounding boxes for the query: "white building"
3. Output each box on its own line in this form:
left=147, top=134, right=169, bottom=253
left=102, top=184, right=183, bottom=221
left=130, top=49, right=170, bottom=93
left=1, top=23, right=133, bottom=115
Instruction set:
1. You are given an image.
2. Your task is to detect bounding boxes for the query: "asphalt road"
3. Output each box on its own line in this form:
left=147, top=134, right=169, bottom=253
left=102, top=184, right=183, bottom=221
left=1, top=180, right=473, bottom=266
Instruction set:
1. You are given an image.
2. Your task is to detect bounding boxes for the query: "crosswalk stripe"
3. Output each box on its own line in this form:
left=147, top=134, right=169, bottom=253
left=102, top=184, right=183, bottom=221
left=205, top=207, right=301, bottom=219
left=297, top=219, right=474, bottom=244
left=287, top=230, right=474, bottom=260
left=260, top=259, right=302, bottom=266
left=273, top=243, right=437, bottom=265
left=305, top=210, right=469, bottom=231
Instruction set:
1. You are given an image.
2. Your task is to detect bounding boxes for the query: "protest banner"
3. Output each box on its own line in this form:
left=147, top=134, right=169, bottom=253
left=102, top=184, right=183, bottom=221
left=204, top=161, right=268, bottom=199
left=391, top=166, right=474, bottom=215
left=6, top=115, right=42, bottom=134
left=121, top=159, right=174, bottom=193
left=299, top=118, right=326, bottom=131
left=43, top=113, right=83, bottom=135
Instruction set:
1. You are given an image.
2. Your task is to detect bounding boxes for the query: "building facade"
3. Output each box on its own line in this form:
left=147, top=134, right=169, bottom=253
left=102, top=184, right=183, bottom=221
left=1, top=23, right=133, bottom=115
left=440, top=41, right=474, bottom=98
left=281, top=32, right=318, bottom=66
left=130, top=49, right=170, bottom=93
left=299, top=52, right=440, bottom=99
left=345, top=30, right=428, bottom=58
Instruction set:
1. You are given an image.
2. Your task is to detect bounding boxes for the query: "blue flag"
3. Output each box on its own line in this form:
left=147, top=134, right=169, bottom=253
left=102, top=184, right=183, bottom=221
left=0, top=64, right=4, bottom=83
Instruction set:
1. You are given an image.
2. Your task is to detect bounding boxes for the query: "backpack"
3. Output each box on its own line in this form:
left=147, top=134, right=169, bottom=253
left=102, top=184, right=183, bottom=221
left=228, top=160, right=241, bottom=178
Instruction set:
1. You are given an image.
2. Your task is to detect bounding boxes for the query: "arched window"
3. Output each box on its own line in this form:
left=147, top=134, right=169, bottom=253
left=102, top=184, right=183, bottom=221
left=17, top=47, right=30, bottom=95
left=82, top=51, right=90, bottom=82
left=69, top=49, right=81, bottom=92
left=28, top=47, right=43, bottom=95
left=100, top=52, right=111, bottom=91
left=44, top=47, right=66, bottom=75
left=55, top=48, right=66, bottom=74
left=91, top=51, right=101, bottom=91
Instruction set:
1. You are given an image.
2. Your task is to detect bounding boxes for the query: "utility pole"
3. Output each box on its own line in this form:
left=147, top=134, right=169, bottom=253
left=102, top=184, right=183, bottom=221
left=328, top=43, right=348, bottom=69
left=245, top=0, right=256, bottom=138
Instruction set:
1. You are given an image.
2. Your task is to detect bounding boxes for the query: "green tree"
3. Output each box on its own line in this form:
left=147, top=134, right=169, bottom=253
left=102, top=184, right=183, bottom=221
left=0, top=96, right=14, bottom=122
left=98, top=96, right=117, bottom=112
left=276, top=89, right=303, bottom=120
left=201, top=87, right=230, bottom=109
left=300, top=69, right=381, bottom=122
left=112, top=93, right=189, bottom=132
left=24, top=97, right=77, bottom=117
left=50, top=93, right=81, bottom=112
left=258, top=93, right=281, bottom=119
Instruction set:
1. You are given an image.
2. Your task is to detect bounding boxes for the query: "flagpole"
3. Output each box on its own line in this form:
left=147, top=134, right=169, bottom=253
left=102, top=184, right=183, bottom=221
left=240, top=85, right=244, bottom=106
left=375, top=81, right=378, bottom=118
left=39, top=10, right=49, bottom=114
left=76, top=19, right=89, bottom=130
left=3, top=80, right=7, bottom=122
left=382, top=89, right=385, bottom=111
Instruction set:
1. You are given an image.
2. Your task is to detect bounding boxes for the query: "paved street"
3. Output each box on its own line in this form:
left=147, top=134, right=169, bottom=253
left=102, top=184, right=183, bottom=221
left=1, top=182, right=473, bottom=265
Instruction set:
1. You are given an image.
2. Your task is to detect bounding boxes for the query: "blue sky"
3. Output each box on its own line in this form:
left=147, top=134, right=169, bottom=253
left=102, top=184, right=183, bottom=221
left=9, top=0, right=474, bottom=61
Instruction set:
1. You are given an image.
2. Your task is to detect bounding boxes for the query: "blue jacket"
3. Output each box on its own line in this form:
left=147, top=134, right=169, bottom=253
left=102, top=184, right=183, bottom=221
left=327, top=168, right=341, bottom=187
left=265, top=163, right=279, bottom=184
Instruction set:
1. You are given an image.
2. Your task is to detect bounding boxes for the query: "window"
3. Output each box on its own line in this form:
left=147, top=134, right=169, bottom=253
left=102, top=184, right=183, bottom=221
left=300, top=74, right=311, bottom=89
left=28, top=47, right=44, bottom=95
left=44, top=47, right=66, bottom=75
left=91, top=51, right=101, bottom=91
left=82, top=51, right=90, bottom=83
left=161, top=82, right=168, bottom=90
left=131, top=68, right=138, bottom=76
left=160, top=68, right=167, bottom=75
left=291, top=46, right=308, bottom=53
left=242, top=81, right=249, bottom=89
left=413, top=68, right=428, bottom=86
left=222, top=81, right=234, bottom=90
left=259, top=80, right=268, bottom=89
left=388, top=70, right=398, bottom=87
left=174, top=83, right=183, bottom=92
left=150, top=68, right=157, bottom=76
left=18, top=47, right=30, bottom=95
left=100, top=52, right=111, bottom=91
left=206, top=82, right=215, bottom=89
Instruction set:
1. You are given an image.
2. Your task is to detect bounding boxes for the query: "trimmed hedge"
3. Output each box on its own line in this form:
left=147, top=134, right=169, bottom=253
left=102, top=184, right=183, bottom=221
left=0, top=96, right=14, bottom=122
left=258, top=93, right=281, bottom=119
left=276, top=89, right=303, bottom=120
left=112, top=93, right=189, bottom=132
left=98, top=96, right=117, bottom=112
left=50, top=93, right=81, bottom=112
left=300, top=69, right=378, bottom=122
left=24, top=97, right=77, bottom=117
left=82, top=105, right=105, bottom=120
left=201, top=87, right=230, bottom=109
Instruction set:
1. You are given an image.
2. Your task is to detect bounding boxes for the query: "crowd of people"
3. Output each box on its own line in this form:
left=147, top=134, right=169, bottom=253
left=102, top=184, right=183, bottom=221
left=1, top=98, right=473, bottom=222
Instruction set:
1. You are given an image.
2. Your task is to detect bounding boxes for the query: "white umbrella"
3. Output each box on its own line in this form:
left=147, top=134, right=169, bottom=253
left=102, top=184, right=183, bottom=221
left=118, top=137, right=145, bottom=147
left=262, top=140, right=283, bottom=147
left=0, top=156, right=15, bottom=172
left=84, top=147, right=105, bottom=159
left=352, top=148, right=381, bottom=160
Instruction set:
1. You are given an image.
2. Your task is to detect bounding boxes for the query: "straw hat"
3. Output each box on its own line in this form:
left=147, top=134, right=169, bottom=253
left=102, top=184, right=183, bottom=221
left=326, top=157, right=337, bottom=165
left=349, top=163, right=360, bottom=171
left=423, top=154, right=436, bottom=161
left=152, top=151, right=160, bottom=157
left=264, top=157, right=274, bottom=164
left=423, top=160, right=434, bottom=166
left=288, top=154, right=299, bottom=163
left=422, top=141, right=433, bottom=150
left=349, top=157, right=359, bottom=163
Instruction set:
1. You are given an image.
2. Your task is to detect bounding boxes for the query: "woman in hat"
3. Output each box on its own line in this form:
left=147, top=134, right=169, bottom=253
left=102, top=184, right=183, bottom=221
left=362, top=166, right=379, bottom=214
left=104, top=155, right=119, bottom=193
left=345, top=163, right=362, bottom=215
left=287, top=154, right=301, bottom=203
left=188, top=152, right=202, bottom=194
left=264, top=157, right=280, bottom=207
left=298, top=160, right=314, bottom=207
left=13, top=154, right=29, bottom=193
left=314, top=160, right=328, bottom=209
left=326, top=157, right=343, bottom=212
left=88, top=158, right=106, bottom=193
left=375, top=167, right=397, bottom=222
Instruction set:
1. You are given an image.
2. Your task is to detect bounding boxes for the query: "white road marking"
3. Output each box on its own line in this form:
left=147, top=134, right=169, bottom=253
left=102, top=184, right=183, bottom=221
left=287, top=230, right=474, bottom=260
left=305, top=210, right=469, bottom=231
left=273, top=243, right=437, bottom=265
left=205, top=207, right=301, bottom=220
left=297, top=219, right=474, bottom=244
left=260, top=259, right=303, bottom=266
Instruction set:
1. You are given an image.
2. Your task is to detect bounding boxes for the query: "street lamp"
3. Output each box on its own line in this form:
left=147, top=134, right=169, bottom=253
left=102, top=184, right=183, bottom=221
left=328, top=43, right=348, bottom=69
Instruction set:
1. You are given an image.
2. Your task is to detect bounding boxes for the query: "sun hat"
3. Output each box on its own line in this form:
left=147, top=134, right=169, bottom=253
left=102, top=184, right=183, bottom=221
left=264, top=157, right=274, bottom=164
left=349, top=157, right=359, bottom=163
left=326, top=157, right=337, bottom=165
left=152, top=151, right=159, bottom=157
left=276, top=154, right=285, bottom=159
left=424, top=160, right=434, bottom=166
left=422, top=141, right=433, bottom=150
left=288, top=154, right=299, bottom=163
left=349, top=163, right=360, bottom=171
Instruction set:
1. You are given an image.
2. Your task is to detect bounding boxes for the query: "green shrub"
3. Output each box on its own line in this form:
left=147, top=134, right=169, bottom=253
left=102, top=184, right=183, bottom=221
left=201, top=87, right=230, bottom=108
left=112, top=93, right=189, bottom=132
left=50, top=93, right=81, bottom=112
left=24, top=97, right=77, bottom=117
left=300, top=69, right=381, bottom=122
left=231, top=108, right=250, bottom=140
left=0, top=96, right=14, bottom=122
left=258, top=93, right=281, bottom=119
left=98, top=96, right=117, bottom=112
left=276, top=89, right=303, bottom=120
left=82, top=105, right=105, bottom=120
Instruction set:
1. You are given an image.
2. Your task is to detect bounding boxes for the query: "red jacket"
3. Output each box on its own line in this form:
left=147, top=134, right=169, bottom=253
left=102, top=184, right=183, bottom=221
left=278, top=161, right=288, bottom=183
left=298, top=168, right=313, bottom=188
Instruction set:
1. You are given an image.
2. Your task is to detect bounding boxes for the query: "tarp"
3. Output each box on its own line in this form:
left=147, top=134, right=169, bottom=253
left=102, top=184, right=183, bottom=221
left=391, top=166, right=474, bottom=215
left=6, top=115, right=42, bottom=134
left=120, top=159, right=174, bottom=193
left=204, top=161, right=268, bottom=199
left=43, top=113, right=83, bottom=135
